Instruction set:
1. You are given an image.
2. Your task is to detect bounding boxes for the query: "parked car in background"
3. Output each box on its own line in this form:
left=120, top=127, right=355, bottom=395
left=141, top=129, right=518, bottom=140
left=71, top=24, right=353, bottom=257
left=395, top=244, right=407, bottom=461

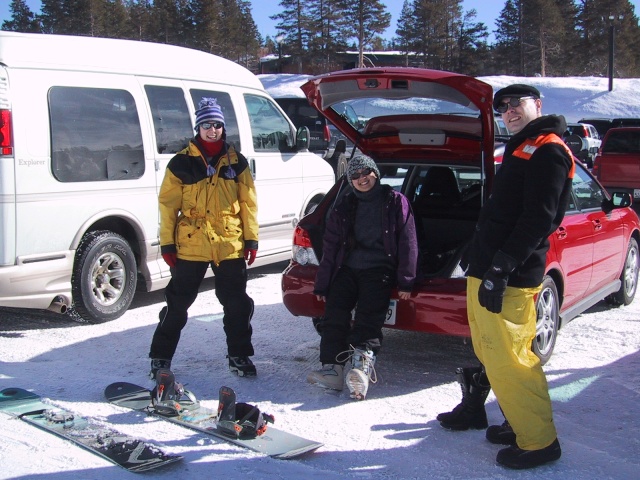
left=272, top=97, right=358, bottom=179
left=593, top=127, right=640, bottom=210
left=578, top=117, right=640, bottom=139
left=281, top=67, right=640, bottom=364
left=563, top=122, right=602, bottom=168
left=578, top=118, right=614, bottom=138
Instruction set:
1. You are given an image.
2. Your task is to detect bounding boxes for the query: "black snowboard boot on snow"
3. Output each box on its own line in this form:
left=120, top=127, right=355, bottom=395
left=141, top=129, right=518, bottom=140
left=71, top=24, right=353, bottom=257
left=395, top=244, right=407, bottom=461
left=228, top=355, right=257, bottom=377
left=486, top=419, right=517, bottom=446
left=437, top=366, right=491, bottom=430
left=149, top=358, right=171, bottom=380
left=496, top=438, right=561, bottom=469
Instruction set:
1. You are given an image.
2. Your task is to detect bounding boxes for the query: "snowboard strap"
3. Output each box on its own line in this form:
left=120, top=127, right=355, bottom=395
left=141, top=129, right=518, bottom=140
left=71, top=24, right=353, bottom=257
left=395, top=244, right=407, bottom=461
left=216, top=386, right=274, bottom=439
left=152, top=368, right=196, bottom=416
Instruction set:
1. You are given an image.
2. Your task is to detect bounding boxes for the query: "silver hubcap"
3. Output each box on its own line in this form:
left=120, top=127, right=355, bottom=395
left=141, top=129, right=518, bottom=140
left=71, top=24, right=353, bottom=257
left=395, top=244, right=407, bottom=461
left=624, top=244, right=639, bottom=297
left=536, top=286, right=557, bottom=357
left=90, top=252, right=126, bottom=306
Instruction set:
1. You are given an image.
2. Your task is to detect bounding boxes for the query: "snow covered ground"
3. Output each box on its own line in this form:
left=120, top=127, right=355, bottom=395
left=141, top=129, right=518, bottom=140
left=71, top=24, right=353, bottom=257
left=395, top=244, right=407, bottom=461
left=1, top=259, right=639, bottom=479
left=2, top=75, right=640, bottom=479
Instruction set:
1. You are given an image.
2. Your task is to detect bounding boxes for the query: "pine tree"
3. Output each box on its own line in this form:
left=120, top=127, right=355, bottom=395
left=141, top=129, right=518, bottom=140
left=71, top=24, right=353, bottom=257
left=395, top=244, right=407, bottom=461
left=341, top=0, right=390, bottom=68
left=271, top=0, right=309, bottom=72
left=456, top=9, right=490, bottom=76
left=494, top=0, right=523, bottom=75
left=2, top=0, right=41, bottom=32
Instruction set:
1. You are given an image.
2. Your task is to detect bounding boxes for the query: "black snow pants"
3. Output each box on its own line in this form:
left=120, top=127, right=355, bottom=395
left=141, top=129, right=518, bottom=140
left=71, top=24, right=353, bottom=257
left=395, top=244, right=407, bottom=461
left=149, top=257, right=254, bottom=360
left=319, top=265, right=394, bottom=365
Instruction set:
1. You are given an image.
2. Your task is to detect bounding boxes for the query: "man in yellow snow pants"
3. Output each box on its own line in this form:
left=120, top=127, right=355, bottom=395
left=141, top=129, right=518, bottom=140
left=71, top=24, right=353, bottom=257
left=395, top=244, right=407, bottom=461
left=437, top=84, right=574, bottom=469
left=467, top=278, right=557, bottom=450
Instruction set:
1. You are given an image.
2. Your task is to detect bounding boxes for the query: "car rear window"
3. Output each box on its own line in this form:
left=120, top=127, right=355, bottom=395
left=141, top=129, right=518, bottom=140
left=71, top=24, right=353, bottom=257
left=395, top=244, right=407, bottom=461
left=603, top=131, right=640, bottom=154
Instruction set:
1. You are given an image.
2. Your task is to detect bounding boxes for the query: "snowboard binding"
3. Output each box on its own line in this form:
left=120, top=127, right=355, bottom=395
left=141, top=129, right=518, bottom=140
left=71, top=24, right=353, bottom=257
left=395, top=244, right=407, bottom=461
left=216, top=386, right=274, bottom=439
left=151, top=368, right=197, bottom=416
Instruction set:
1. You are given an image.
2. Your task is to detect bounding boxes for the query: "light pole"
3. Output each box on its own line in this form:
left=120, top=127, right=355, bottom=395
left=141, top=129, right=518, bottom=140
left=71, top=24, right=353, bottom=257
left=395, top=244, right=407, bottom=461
left=275, top=34, right=284, bottom=73
left=608, top=15, right=624, bottom=92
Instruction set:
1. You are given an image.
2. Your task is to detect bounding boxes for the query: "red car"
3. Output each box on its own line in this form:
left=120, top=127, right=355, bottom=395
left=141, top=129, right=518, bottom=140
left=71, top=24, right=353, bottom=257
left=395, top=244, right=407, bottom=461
left=281, top=68, right=640, bottom=363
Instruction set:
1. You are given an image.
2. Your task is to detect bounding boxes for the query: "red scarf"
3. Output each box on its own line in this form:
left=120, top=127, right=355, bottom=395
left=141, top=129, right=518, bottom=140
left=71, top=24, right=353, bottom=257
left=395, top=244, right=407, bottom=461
left=199, top=138, right=223, bottom=158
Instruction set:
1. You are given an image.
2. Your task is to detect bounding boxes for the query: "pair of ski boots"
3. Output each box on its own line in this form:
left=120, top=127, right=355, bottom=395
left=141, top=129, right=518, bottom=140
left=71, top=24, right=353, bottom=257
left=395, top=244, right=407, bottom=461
left=307, top=345, right=377, bottom=400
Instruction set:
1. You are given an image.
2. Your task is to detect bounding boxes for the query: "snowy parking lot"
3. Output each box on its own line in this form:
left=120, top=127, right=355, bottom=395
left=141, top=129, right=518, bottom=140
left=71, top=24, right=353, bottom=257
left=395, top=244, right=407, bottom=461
left=1, top=261, right=639, bottom=479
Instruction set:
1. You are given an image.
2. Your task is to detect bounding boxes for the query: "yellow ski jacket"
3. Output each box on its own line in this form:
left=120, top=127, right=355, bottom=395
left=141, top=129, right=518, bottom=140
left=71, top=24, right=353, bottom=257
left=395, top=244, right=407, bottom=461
left=158, top=139, right=258, bottom=265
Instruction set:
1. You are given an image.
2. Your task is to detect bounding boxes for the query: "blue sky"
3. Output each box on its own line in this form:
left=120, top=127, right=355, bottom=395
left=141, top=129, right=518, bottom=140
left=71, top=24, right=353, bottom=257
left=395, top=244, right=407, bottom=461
left=2, top=1, right=638, bottom=42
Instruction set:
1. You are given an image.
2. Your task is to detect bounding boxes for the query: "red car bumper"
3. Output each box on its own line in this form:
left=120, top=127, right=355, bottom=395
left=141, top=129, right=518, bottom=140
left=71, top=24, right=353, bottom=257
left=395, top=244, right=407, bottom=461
left=281, top=261, right=471, bottom=337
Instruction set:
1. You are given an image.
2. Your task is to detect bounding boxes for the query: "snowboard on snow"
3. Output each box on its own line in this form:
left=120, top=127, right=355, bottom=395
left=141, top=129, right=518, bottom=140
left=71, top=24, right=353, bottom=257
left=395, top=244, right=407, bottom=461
left=0, top=387, right=182, bottom=473
left=104, top=376, right=322, bottom=459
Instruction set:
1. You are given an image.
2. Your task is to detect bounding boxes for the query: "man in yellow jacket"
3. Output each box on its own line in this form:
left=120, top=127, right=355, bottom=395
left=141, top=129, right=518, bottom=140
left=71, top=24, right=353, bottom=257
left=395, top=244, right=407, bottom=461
left=149, top=97, right=259, bottom=378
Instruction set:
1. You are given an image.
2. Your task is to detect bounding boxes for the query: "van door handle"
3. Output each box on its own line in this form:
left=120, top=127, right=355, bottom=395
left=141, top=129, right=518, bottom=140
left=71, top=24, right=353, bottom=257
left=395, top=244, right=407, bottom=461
left=555, top=226, right=567, bottom=240
left=592, top=219, right=602, bottom=230
left=250, top=158, right=256, bottom=179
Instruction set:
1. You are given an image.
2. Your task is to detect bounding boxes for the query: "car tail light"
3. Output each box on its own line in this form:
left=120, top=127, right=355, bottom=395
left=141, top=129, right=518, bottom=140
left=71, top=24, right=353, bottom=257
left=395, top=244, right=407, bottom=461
left=0, top=109, right=13, bottom=155
left=582, top=125, right=590, bottom=138
left=292, top=225, right=319, bottom=265
left=323, top=124, right=331, bottom=143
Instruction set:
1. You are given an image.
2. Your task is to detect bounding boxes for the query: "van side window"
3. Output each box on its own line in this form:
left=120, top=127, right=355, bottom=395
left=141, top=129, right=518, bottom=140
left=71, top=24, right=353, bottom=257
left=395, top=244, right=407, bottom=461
left=144, top=85, right=192, bottom=154
left=49, top=87, right=144, bottom=182
left=190, top=90, right=240, bottom=149
left=244, top=94, right=292, bottom=152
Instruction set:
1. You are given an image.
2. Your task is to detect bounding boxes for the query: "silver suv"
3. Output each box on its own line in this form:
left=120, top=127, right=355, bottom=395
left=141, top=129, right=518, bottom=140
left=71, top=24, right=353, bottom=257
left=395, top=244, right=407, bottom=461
left=563, top=122, right=602, bottom=168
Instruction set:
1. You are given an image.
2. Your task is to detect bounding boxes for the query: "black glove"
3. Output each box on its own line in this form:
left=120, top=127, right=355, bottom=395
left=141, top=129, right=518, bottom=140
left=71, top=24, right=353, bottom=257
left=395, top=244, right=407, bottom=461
left=478, top=251, right=518, bottom=314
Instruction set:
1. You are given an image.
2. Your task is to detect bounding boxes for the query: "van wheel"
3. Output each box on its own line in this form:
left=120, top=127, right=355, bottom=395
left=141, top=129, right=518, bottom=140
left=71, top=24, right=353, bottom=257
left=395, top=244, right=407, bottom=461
left=606, top=237, right=639, bottom=306
left=533, top=275, right=559, bottom=365
left=70, top=230, right=137, bottom=323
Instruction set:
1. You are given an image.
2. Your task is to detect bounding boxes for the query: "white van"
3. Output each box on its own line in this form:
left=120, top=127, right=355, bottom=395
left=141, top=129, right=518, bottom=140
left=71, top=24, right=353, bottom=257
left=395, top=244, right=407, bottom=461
left=0, top=32, right=334, bottom=323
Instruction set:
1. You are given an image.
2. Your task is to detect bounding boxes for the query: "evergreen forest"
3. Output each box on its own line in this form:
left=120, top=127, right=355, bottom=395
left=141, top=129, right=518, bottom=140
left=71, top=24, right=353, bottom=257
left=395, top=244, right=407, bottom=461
left=3, top=0, right=640, bottom=77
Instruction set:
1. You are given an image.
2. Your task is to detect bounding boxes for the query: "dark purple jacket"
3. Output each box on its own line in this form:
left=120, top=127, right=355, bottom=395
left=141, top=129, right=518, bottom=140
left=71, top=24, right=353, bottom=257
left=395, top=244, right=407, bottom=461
left=314, top=184, right=418, bottom=295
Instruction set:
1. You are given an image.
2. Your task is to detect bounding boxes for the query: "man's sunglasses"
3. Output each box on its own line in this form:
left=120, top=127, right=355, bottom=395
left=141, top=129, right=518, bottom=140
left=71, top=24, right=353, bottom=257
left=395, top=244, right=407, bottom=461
left=350, top=168, right=374, bottom=181
left=201, top=122, right=224, bottom=130
left=495, top=96, right=536, bottom=114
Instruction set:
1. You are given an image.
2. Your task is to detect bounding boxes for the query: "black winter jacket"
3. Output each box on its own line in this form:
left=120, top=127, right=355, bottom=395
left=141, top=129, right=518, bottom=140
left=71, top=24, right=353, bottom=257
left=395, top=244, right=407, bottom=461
left=466, top=115, right=574, bottom=287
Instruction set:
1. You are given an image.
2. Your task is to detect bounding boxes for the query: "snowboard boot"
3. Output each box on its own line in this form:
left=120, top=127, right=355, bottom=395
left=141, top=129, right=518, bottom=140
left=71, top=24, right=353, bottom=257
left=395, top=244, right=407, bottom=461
left=496, top=438, right=561, bottom=469
left=149, top=358, right=171, bottom=380
left=227, top=355, right=257, bottom=377
left=307, top=364, right=345, bottom=391
left=437, top=366, right=491, bottom=430
left=486, top=420, right=517, bottom=446
left=345, top=345, right=377, bottom=401
left=216, top=386, right=274, bottom=439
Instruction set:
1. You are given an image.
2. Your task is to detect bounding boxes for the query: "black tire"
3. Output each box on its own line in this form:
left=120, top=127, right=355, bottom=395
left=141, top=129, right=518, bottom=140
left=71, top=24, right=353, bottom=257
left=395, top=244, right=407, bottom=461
left=70, top=230, right=137, bottom=323
left=533, top=275, right=559, bottom=365
left=606, top=237, right=639, bottom=306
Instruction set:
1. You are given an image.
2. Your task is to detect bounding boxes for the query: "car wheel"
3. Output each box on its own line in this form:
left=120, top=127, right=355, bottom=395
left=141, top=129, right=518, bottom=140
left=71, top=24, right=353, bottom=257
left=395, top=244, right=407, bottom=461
left=70, top=230, right=137, bottom=323
left=606, top=237, right=639, bottom=306
left=533, top=275, right=559, bottom=365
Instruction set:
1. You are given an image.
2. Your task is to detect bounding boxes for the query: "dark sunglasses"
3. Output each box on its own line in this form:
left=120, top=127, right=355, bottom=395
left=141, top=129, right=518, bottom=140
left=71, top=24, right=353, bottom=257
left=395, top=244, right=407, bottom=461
left=495, top=96, right=535, bottom=114
left=201, top=122, right=224, bottom=130
left=350, top=168, right=374, bottom=181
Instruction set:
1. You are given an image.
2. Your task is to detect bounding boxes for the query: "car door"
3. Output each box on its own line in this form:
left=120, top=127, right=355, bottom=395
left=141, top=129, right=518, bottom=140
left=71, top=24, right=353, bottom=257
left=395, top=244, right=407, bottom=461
left=549, top=181, right=594, bottom=307
left=572, top=165, right=626, bottom=293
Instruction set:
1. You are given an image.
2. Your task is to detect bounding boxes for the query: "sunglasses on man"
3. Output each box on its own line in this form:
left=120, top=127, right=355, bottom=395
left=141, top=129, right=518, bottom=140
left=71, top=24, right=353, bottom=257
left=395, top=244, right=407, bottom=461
left=495, top=96, right=536, bottom=114
left=201, top=122, right=224, bottom=130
